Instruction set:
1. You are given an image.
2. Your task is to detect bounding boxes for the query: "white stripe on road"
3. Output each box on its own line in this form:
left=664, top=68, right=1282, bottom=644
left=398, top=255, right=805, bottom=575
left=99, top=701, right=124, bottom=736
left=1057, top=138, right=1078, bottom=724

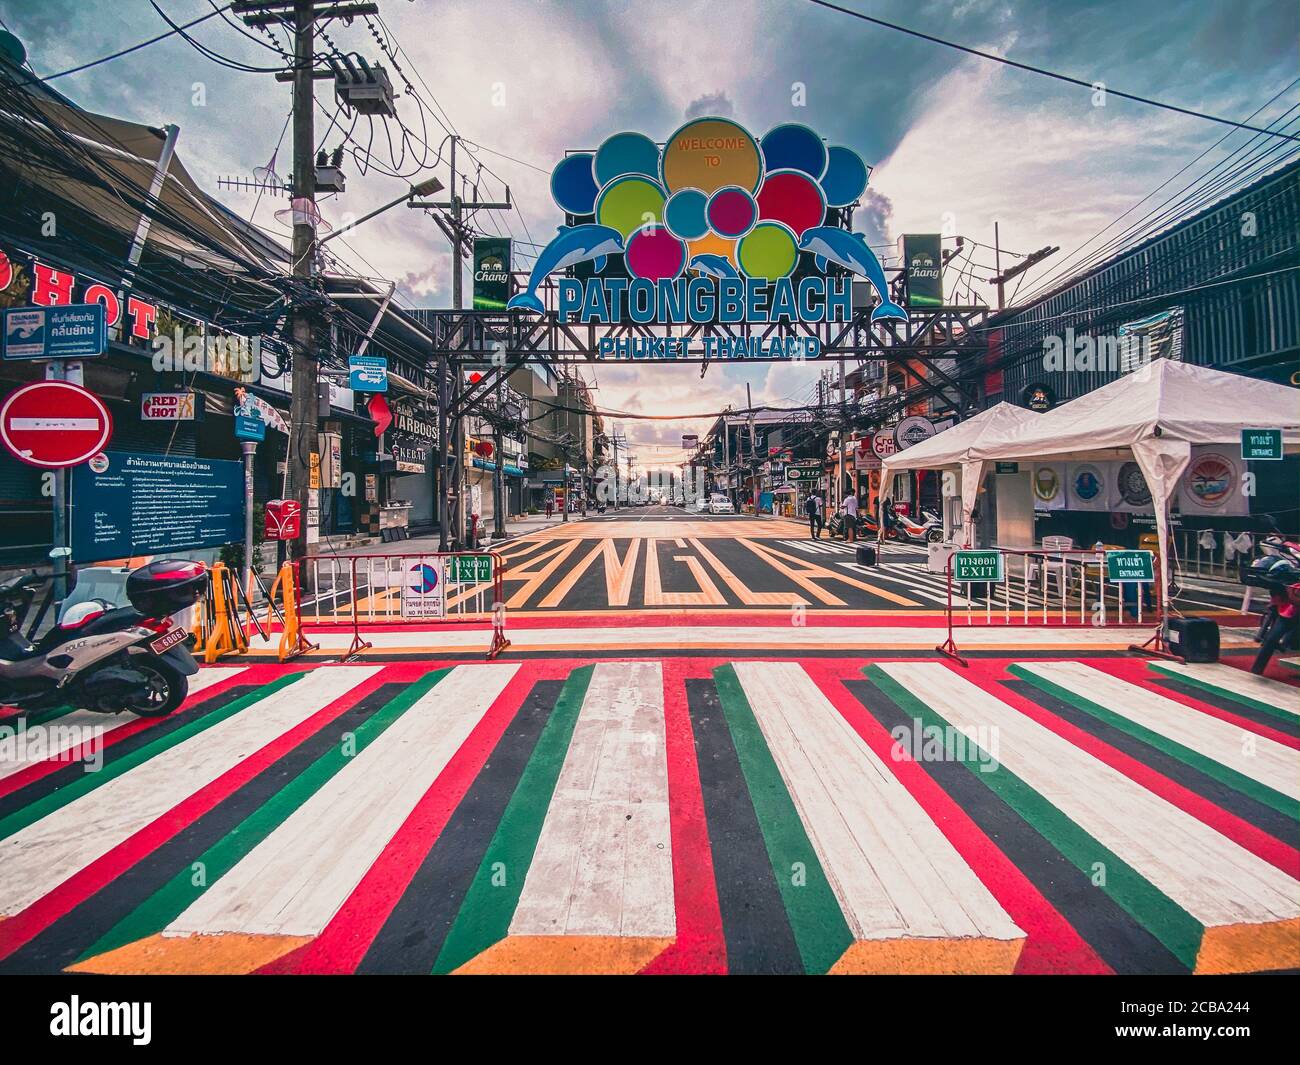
left=0, top=666, right=380, bottom=917
left=167, top=664, right=519, bottom=937
left=878, top=663, right=1300, bottom=954
left=1148, top=662, right=1300, bottom=718
left=511, top=661, right=674, bottom=938
left=0, top=667, right=246, bottom=782
left=1016, top=662, right=1300, bottom=800
left=732, top=662, right=1023, bottom=969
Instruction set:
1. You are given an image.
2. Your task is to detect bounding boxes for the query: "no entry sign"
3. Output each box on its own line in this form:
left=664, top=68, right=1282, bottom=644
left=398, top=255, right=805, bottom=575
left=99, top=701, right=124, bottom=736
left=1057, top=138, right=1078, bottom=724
left=1, top=380, right=113, bottom=468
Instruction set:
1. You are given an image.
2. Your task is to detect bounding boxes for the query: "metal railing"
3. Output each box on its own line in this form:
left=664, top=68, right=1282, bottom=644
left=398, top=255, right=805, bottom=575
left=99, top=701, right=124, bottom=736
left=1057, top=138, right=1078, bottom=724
left=298, top=551, right=510, bottom=661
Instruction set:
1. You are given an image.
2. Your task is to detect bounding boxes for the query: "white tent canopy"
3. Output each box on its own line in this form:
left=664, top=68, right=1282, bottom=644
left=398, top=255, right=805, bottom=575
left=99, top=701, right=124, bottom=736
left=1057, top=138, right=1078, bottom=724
left=889, top=360, right=1300, bottom=601
left=881, top=401, right=1040, bottom=544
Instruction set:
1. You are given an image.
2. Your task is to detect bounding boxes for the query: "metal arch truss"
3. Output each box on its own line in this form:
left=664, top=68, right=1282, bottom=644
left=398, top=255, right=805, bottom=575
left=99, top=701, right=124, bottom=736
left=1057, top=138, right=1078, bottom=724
left=422, top=304, right=989, bottom=363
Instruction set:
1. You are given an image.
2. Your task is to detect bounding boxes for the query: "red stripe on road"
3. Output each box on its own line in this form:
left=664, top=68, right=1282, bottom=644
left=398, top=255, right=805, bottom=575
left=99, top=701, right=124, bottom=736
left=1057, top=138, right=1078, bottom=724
left=966, top=661, right=1300, bottom=878
left=800, top=661, right=1112, bottom=975
left=639, top=660, right=727, bottom=975
left=270, top=660, right=574, bottom=974
left=0, top=666, right=393, bottom=962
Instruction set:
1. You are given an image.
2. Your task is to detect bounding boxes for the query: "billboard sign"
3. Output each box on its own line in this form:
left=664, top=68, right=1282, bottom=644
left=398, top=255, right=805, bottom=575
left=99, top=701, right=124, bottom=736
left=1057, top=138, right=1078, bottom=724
left=473, top=237, right=512, bottom=310
left=509, top=119, right=905, bottom=358
left=900, top=234, right=942, bottom=307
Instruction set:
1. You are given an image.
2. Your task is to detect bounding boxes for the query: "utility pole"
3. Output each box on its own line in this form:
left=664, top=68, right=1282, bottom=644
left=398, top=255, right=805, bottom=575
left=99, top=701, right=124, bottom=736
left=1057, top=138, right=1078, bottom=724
left=838, top=357, right=846, bottom=509
left=239, top=0, right=379, bottom=563
left=987, top=241, right=1060, bottom=312
left=414, top=135, right=512, bottom=548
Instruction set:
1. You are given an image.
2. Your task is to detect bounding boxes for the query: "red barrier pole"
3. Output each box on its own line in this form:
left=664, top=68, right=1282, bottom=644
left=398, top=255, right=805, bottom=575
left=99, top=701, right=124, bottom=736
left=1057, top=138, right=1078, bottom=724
left=935, top=551, right=967, bottom=667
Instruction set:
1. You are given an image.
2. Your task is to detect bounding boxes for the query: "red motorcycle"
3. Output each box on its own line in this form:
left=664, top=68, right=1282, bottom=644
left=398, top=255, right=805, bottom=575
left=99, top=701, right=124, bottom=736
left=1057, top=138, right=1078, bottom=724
left=1243, top=555, right=1300, bottom=674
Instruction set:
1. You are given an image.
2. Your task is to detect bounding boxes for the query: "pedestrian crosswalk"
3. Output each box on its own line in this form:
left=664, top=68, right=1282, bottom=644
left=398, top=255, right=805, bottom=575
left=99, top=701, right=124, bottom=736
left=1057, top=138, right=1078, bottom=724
left=1, top=655, right=1295, bottom=975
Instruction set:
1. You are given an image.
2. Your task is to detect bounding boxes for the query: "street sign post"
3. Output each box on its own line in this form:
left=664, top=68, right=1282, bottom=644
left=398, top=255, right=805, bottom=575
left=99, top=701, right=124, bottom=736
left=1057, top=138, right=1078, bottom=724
left=3, top=303, right=106, bottom=361
left=1105, top=550, right=1155, bottom=582
left=0, top=380, right=113, bottom=467
left=1241, top=427, right=1283, bottom=461
left=349, top=354, right=389, bottom=392
left=954, top=549, right=1004, bottom=583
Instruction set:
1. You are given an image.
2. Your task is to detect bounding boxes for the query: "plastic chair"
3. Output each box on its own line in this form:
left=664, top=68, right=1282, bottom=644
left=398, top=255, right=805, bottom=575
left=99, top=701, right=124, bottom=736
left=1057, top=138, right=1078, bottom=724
left=1036, top=535, right=1075, bottom=599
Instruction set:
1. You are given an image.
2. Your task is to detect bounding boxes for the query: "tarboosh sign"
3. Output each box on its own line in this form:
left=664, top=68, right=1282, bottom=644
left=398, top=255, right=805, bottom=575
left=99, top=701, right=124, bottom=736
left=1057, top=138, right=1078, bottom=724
left=0, top=245, right=159, bottom=341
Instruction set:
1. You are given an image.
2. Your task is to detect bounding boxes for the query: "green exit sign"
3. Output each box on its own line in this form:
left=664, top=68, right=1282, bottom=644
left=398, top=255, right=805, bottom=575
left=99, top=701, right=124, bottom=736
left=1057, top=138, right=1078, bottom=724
left=1241, top=428, right=1283, bottom=461
left=1105, top=550, right=1154, bottom=583
left=954, top=550, right=1004, bottom=583
left=448, top=555, right=493, bottom=582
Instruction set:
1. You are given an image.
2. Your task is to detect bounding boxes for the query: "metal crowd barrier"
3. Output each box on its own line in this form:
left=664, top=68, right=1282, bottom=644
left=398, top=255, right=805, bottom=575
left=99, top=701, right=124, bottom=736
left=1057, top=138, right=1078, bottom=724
left=935, top=547, right=1158, bottom=666
left=298, top=551, right=510, bottom=661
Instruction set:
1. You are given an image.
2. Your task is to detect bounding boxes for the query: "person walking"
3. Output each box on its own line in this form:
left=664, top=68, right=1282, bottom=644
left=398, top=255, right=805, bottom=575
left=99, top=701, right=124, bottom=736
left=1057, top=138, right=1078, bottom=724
left=842, top=491, right=858, bottom=542
left=804, top=492, right=822, bottom=538
left=545, top=493, right=554, bottom=519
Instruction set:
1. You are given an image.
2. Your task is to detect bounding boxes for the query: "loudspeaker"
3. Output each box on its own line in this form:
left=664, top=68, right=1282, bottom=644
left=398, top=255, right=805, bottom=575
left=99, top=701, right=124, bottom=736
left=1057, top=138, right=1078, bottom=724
left=855, top=545, right=877, bottom=566
left=1164, top=617, right=1220, bottom=663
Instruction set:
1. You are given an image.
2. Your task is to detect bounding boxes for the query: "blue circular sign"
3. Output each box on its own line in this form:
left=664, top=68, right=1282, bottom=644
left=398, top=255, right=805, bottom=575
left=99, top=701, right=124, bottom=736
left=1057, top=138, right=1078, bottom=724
left=551, top=152, right=599, bottom=216
left=760, top=123, right=827, bottom=180
left=594, top=131, right=660, bottom=187
left=663, top=187, right=709, bottom=240
left=819, top=145, right=869, bottom=207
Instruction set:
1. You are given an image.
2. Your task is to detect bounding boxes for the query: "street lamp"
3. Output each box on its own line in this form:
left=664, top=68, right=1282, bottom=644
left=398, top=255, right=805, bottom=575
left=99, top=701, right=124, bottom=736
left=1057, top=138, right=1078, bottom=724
left=318, top=174, right=445, bottom=245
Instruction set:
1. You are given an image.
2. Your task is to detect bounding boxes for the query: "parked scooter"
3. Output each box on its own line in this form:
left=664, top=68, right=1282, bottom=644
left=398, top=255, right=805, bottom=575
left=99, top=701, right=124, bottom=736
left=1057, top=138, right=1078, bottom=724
left=888, top=504, right=945, bottom=544
left=0, top=560, right=206, bottom=717
left=1243, top=554, right=1300, bottom=674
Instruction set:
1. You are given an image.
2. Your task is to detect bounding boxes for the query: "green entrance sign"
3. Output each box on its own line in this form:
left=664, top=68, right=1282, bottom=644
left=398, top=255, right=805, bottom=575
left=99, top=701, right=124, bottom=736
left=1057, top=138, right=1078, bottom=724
left=953, top=550, right=1004, bottom=583
left=1241, top=428, right=1283, bottom=461
left=786, top=466, right=820, bottom=483
left=1105, top=549, right=1154, bottom=583
left=448, top=554, right=493, bottom=582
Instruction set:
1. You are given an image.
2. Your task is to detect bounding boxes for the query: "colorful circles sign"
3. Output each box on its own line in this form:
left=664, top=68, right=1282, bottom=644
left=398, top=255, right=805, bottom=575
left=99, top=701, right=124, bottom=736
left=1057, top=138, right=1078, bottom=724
left=663, top=187, right=709, bottom=240
left=551, top=153, right=598, bottom=216
left=625, top=225, right=687, bottom=281
left=594, top=131, right=660, bottom=187
left=820, top=145, right=869, bottom=207
left=737, top=222, right=798, bottom=281
left=661, top=117, right=763, bottom=196
left=760, top=123, right=827, bottom=180
left=707, top=186, right=757, bottom=239
left=756, top=168, right=826, bottom=237
left=595, top=175, right=666, bottom=239
left=538, top=118, right=870, bottom=281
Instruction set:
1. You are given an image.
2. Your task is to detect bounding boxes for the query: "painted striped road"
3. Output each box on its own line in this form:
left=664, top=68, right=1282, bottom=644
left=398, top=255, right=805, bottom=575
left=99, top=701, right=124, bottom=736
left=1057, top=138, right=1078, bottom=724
left=0, top=667, right=378, bottom=919
left=1012, top=662, right=1300, bottom=805
left=458, top=661, right=674, bottom=974
left=874, top=662, right=1300, bottom=973
left=0, top=667, right=246, bottom=782
left=72, top=664, right=519, bottom=973
left=1147, top=661, right=1300, bottom=720
left=729, top=661, right=1025, bottom=973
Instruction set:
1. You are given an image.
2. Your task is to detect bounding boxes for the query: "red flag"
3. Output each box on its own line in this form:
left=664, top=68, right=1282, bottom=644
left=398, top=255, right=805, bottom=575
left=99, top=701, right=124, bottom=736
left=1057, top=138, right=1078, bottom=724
left=367, top=392, right=392, bottom=437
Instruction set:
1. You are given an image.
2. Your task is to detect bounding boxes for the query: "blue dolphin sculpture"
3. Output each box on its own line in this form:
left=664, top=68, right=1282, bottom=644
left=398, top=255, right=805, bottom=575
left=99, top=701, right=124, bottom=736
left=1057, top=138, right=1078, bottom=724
left=688, top=253, right=740, bottom=280
left=798, top=226, right=908, bottom=322
left=507, top=224, right=625, bottom=314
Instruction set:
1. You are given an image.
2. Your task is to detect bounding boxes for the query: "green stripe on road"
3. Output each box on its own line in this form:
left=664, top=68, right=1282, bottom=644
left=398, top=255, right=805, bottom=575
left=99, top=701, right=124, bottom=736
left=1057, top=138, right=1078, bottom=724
left=432, top=665, right=595, bottom=974
left=866, top=665, right=1204, bottom=970
left=77, top=670, right=452, bottom=962
left=0, top=674, right=306, bottom=843
left=712, top=664, right=853, bottom=975
left=1146, top=663, right=1300, bottom=725
left=1010, top=665, right=1298, bottom=819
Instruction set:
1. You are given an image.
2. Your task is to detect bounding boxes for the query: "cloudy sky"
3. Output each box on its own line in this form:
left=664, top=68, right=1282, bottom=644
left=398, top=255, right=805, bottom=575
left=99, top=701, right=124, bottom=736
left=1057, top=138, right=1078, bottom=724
left=2, top=0, right=1295, bottom=466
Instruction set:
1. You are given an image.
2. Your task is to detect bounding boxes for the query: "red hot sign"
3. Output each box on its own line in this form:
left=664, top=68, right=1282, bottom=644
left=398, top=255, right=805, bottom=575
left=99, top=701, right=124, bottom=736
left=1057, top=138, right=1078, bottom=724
left=0, top=245, right=158, bottom=340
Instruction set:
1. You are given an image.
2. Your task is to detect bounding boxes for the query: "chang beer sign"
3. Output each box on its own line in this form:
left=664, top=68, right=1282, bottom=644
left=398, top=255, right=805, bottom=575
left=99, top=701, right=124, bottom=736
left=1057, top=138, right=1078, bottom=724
left=900, top=234, right=943, bottom=307
left=472, top=237, right=511, bottom=310
left=507, top=118, right=908, bottom=357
